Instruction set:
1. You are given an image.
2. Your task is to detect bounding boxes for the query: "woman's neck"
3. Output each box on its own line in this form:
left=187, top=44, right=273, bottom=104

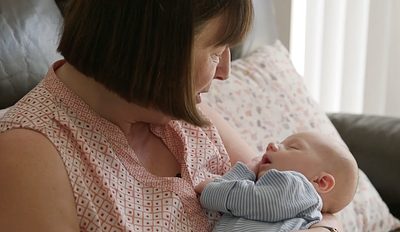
left=55, top=62, right=170, bottom=136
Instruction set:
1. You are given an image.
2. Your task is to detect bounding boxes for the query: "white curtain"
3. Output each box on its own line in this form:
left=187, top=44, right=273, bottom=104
left=290, top=0, right=400, bottom=117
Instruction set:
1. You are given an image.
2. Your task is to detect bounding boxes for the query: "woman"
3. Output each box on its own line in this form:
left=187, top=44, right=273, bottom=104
left=0, top=0, right=342, bottom=231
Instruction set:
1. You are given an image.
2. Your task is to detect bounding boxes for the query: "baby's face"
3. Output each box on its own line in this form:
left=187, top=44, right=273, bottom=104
left=257, top=132, right=327, bottom=180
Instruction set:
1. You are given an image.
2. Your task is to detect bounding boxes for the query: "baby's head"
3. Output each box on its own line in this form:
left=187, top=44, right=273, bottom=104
left=258, top=132, right=358, bottom=213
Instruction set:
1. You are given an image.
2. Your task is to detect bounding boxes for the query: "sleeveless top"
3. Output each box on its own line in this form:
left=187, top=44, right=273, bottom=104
left=0, top=60, right=232, bottom=232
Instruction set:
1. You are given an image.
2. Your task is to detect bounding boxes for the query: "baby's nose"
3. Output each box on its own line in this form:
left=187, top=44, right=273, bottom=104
left=266, top=142, right=279, bottom=152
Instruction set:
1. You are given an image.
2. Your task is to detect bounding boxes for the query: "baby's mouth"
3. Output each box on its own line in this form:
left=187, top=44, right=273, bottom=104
left=261, top=154, right=271, bottom=164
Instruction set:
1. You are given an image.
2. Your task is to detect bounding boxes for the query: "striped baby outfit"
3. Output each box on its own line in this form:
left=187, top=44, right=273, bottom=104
left=200, top=162, right=322, bottom=232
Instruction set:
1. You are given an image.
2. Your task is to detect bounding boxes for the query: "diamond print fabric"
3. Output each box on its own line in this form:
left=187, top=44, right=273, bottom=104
left=0, top=60, right=231, bottom=232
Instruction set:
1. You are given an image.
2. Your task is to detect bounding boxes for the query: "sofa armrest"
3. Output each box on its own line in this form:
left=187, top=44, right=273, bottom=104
left=328, top=113, right=400, bottom=219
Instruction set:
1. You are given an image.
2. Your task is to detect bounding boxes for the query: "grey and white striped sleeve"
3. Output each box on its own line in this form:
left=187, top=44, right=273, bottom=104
left=200, top=163, right=322, bottom=223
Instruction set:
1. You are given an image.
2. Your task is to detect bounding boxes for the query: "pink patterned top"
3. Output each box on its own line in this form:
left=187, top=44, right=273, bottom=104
left=0, top=60, right=232, bottom=232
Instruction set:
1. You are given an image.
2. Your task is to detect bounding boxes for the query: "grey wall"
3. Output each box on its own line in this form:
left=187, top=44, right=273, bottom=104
left=273, top=0, right=292, bottom=50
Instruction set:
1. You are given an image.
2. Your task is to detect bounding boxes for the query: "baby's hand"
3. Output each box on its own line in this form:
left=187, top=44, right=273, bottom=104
left=194, top=178, right=215, bottom=195
left=246, top=156, right=262, bottom=175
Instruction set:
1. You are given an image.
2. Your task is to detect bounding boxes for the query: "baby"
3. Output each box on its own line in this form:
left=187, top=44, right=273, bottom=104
left=195, top=132, right=359, bottom=232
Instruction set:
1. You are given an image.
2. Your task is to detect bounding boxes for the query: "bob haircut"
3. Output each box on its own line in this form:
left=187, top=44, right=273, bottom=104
left=58, top=0, right=254, bottom=127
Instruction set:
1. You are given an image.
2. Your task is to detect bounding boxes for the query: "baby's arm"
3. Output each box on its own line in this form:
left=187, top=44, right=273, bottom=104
left=194, top=178, right=215, bottom=194
left=199, top=163, right=322, bottom=223
left=194, top=161, right=256, bottom=194
left=196, top=162, right=258, bottom=215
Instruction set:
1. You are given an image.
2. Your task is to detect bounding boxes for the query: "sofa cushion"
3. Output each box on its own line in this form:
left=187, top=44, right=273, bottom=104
left=0, top=0, right=62, bottom=109
left=203, top=40, right=400, bottom=232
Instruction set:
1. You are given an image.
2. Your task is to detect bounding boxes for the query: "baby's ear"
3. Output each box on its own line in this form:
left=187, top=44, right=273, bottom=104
left=312, top=173, right=335, bottom=193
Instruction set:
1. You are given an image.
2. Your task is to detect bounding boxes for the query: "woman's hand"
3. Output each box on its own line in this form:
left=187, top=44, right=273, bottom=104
left=307, top=213, right=344, bottom=232
left=288, top=213, right=343, bottom=232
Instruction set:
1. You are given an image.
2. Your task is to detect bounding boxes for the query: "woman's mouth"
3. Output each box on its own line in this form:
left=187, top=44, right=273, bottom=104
left=196, top=93, right=202, bottom=103
left=196, top=90, right=209, bottom=104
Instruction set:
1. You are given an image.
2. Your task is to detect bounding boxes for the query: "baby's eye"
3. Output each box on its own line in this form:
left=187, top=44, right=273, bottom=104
left=288, top=144, right=300, bottom=150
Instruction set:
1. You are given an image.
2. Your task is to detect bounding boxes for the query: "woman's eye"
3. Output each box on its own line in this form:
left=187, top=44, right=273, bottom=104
left=212, top=54, right=222, bottom=62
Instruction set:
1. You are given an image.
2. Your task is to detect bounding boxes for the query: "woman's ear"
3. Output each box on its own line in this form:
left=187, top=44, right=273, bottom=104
left=312, top=173, right=335, bottom=193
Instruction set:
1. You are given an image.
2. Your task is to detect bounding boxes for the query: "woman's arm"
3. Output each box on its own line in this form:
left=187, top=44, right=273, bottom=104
left=199, top=101, right=259, bottom=165
left=0, top=129, right=80, bottom=232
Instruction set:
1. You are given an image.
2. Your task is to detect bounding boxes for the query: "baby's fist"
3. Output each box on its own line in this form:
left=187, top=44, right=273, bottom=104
left=246, top=156, right=261, bottom=175
left=194, top=178, right=215, bottom=195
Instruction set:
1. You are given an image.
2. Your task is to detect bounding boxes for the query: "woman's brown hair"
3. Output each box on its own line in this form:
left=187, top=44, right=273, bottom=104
left=58, top=0, right=253, bottom=126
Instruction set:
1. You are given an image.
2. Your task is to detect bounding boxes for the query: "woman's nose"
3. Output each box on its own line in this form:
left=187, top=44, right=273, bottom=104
left=266, top=142, right=279, bottom=152
left=214, top=48, right=231, bottom=80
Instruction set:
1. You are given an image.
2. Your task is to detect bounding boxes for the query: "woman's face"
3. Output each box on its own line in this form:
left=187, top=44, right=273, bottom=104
left=193, top=16, right=231, bottom=104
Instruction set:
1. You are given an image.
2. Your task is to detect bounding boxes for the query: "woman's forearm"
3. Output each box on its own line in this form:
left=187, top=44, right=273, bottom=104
left=199, top=101, right=259, bottom=165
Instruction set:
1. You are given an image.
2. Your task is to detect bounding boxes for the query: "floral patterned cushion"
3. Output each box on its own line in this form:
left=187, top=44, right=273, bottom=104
left=203, top=40, right=400, bottom=232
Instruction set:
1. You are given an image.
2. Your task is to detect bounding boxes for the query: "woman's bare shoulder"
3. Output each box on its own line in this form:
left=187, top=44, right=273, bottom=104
left=0, top=129, right=80, bottom=231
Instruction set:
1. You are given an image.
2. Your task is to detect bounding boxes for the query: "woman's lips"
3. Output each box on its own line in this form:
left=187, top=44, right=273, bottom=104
left=196, top=93, right=202, bottom=103
left=196, top=91, right=209, bottom=104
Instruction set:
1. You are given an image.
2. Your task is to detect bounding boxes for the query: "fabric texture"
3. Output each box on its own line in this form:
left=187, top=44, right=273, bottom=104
left=200, top=162, right=322, bottom=232
left=202, top=40, right=400, bottom=232
left=0, top=108, right=8, bottom=118
left=0, top=60, right=233, bottom=232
